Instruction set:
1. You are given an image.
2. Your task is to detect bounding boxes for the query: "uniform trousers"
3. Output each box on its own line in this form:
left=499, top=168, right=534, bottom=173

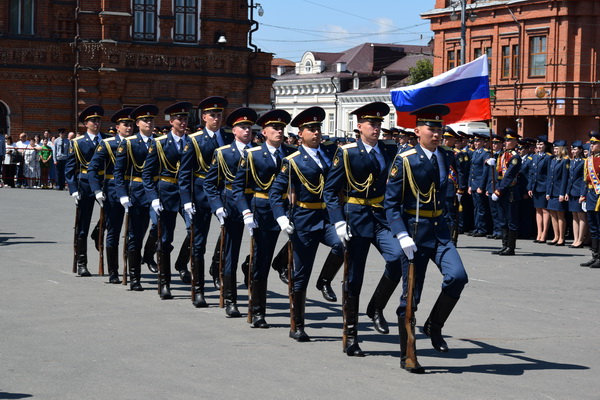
left=497, top=188, right=519, bottom=231
left=190, top=206, right=212, bottom=258
left=127, top=205, right=150, bottom=251
left=104, top=197, right=125, bottom=248
left=251, top=228, right=281, bottom=281
left=472, top=191, right=487, bottom=233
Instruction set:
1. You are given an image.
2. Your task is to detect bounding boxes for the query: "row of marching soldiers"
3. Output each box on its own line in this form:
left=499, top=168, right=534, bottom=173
left=67, top=99, right=471, bottom=373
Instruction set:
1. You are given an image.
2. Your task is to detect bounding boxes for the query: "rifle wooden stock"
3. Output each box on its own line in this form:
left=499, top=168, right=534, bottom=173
left=190, top=222, right=196, bottom=301
left=122, top=212, right=129, bottom=285
left=218, top=225, right=225, bottom=308
left=404, top=257, right=419, bottom=370
left=452, top=195, right=460, bottom=244
left=287, top=239, right=295, bottom=332
left=246, top=236, right=255, bottom=323
left=72, top=204, right=80, bottom=274
left=98, top=206, right=105, bottom=276
left=156, top=216, right=163, bottom=294
left=341, top=246, right=349, bottom=350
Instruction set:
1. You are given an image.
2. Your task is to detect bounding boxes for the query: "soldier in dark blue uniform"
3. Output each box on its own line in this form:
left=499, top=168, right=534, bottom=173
left=456, top=131, right=473, bottom=234
left=66, top=105, right=110, bottom=276
left=323, top=102, right=403, bottom=357
left=114, top=104, right=159, bottom=291
left=179, top=96, right=233, bottom=308
left=529, top=136, right=553, bottom=243
left=203, top=107, right=258, bottom=317
left=545, top=140, right=570, bottom=246
left=88, top=107, right=134, bottom=283
left=385, top=105, right=468, bottom=373
left=517, top=137, right=536, bottom=240
left=489, top=128, right=522, bottom=255
left=441, top=126, right=467, bottom=244
left=269, top=107, right=344, bottom=342
left=232, top=109, right=296, bottom=328
left=566, top=140, right=587, bottom=248
left=484, top=134, right=505, bottom=239
left=580, top=131, right=600, bottom=268
left=143, top=102, right=193, bottom=299
left=468, top=132, right=491, bottom=237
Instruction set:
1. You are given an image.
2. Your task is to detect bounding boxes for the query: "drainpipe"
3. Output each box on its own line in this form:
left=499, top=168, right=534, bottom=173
left=73, top=0, right=82, bottom=132
left=507, top=7, right=522, bottom=130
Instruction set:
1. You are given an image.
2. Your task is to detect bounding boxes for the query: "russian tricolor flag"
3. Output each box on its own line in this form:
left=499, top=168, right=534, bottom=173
left=390, top=55, right=491, bottom=127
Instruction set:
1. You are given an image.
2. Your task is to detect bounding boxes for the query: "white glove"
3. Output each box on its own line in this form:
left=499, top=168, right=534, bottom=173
left=582, top=201, right=587, bottom=212
left=95, top=191, right=105, bottom=207
left=491, top=193, right=499, bottom=202
left=72, top=191, right=81, bottom=205
left=120, top=196, right=132, bottom=213
left=183, top=202, right=195, bottom=219
left=151, top=199, right=163, bottom=215
left=276, top=216, right=295, bottom=235
left=457, top=193, right=463, bottom=202
left=215, top=207, right=228, bottom=225
left=485, top=158, right=496, bottom=166
left=335, top=221, right=351, bottom=245
left=398, top=233, right=417, bottom=260
left=243, top=212, right=257, bottom=235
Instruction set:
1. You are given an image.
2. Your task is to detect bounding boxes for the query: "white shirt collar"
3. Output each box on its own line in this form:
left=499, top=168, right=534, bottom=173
left=235, top=140, right=250, bottom=153
left=265, top=143, right=280, bottom=155
left=363, top=141, right=380, bottom=154
left=420, top=146, right=439, bottom=160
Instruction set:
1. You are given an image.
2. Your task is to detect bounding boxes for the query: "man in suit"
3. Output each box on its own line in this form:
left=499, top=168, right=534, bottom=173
left=385, top=104, right=469, bottom=373
left=66, top=105, right=110, bottom=276
left=143, top=102, right=193, bottom=299
left=114, top=104, right=159, bottom=291
left=232, top=109, right=296, bottom=328
left=323, top=102, right=403, bottom=357
left=203, top=107, right=257, bottom=317
left=88, top=107, right=134, bottom=283
left=269, top=106, right=344, bottom=342
left=179, top=96, right=233, bottom=307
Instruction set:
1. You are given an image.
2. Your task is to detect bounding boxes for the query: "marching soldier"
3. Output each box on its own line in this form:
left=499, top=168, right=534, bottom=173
left=269, top=106, right=344, bottom=342
left=323, top=102, right=403, bottom=357
left=385, top=105, right=469, bottom=373
left=467, top=132, right=491, bottom=237
left=179, top=96, right=233, bottom=307
left=143, top=102, right=193, bottom=299
left=114, top=104, right=160, bottom=291
left=88, top=107, right=134, bottom=283
left=489, top=128, right=522, bottom=255
left=66, top=105, right=110, bottom=276
left=232, top=109, right=296, bottom=328
left=397, top=129, right=415, bottom=153
left=580, top=131, right=600, bottom=269
left=203, top=107, right=258, bottom=317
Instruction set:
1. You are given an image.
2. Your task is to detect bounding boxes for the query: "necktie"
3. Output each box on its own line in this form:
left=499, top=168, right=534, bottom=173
left=317, top=150, right=328, bottom=171
left=60, top=140, right=65, bottom=154
left=431, top=153, right=441, bottom=184
left=177, top=139, right=183, bottom=154
left=274, top=149, right=282, bottom=169
left=370, top=149, right=382, bottom=175
left=92, top=136, right=99, bottom=147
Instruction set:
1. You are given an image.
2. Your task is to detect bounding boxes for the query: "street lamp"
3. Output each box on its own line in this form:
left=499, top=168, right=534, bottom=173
left=248, top=1, right=264, bottom=52
left=450, top=0, right=478, bottom=65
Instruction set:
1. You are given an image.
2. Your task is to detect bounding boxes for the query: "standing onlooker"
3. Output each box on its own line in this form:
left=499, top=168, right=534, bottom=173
left=53, top=129, right=70, bottom=190
left=566, top=140, right=587, bottom=248
left=546, top=140, right=569, bottom=246
left=3, top=136, right=18, bottom=188
left=39, top=137, right=53, bottom=188
left=529, top=136, right=552, bottom=243
left=23, top=137, right=40, bottom=188
left=15, top=132, right=29, bottom=188
left=0, top=132, right=5, bottom=187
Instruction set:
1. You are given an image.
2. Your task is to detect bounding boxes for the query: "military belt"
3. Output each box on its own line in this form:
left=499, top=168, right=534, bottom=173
left=131, top=177, right=143, bottom=183
left=405, top=209, right=443, bottom=218
left=345, top=196, right=384, bottom=208
left=254, top=192, right=287, bottom=200
left=225, top=184, right=254, bottom=194
left=80, top=169, right=104, bottom=175
left=194, top=172, right=206, bottom=179
left=104, top=174, right=114, bottom=180
left=160, top=176, right=178, bottom=184
left=296, top=201, right=326, bottom=210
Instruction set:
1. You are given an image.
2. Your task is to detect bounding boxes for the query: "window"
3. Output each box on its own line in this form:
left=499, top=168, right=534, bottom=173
left=304, top=60, right=313, bottom=74
left=511, top=44, right=519, bottom=79
left=501, top=45, right=510, bottom=78
left=9, top=0, right=35, bottom=35
left=485, top=47, right=492, bottom=77
left=174, top=0, right=198, bottom=43
left=389, top=112, right=395, bottom=128
left=529, top=36, right=546, bottom=77
left=132, top=0, right=157, bottom=41
left=447, top=49, right=456, bottom=70
left=328, top=113, right=334, bottom=135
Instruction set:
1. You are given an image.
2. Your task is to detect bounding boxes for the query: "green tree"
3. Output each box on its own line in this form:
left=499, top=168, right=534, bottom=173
left=408, top=59, right=433, bottom=85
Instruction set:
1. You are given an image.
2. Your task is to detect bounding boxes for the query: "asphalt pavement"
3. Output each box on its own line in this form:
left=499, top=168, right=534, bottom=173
left=1, top=187, right=599, bottom=400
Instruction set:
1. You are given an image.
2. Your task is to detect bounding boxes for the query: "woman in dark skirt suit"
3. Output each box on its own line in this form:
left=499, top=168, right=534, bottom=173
left=545, top=140, right=570, bottom=246
left=528, top=136, right=553, bottom=243
left=565, top=140, right=587, bottom=248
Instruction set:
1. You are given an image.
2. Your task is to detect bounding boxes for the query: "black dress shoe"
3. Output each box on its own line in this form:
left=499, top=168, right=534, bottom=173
left=178, top=269, right=192, bottom=284
left=554, top=242, right=565, bottom=247
left=225, top=303, right=242, bottom=318
left=160, top=285, right=173, bottom=300
left=77, top=265, right=92, bottom=277
left=251, top=315, right=270, bottom=329
left=130, top=281, right=144, bottom=291
left=289, top=327, right=310, bottom=342
left=192, top=292, right=208, bottom=308
left=316, top=279, right=337, bottom=302
left=533, top=239, right=540, bottom=243
left=569, top=244, right=583, bottom=248
left=538, top=240, right=547, bottom=244
left=486, top=234, right=495, bottom=239
left=144, top=258, right=158, bottom=273
left=108, top=271, right=121, bottom=284
left=344, top=342, right=365, bottom=357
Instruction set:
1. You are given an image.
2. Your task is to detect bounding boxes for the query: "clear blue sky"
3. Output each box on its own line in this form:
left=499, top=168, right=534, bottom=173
left=252, top=0, right=437, bottom=61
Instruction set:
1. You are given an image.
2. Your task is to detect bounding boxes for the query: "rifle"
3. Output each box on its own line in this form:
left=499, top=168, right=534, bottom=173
left=98, top=205, right=105, bottom=276
left=218, top=224, right=225, bottom=308
left=404, top=197, right=420, bottom=370
left=287, top=237, right=295, bottom=333
left=122, top=211, right=129, bottom=285
left=190, top=220, right=196, bottom=301
left=341, top=245, right=349, bottom=351
left=246, top=235, right=255, bottom=323
left=72, top=203, right=80, bottom=274
left=156, top=215, right=163, bottom=294
left=452, top=194, right=460, bottom=245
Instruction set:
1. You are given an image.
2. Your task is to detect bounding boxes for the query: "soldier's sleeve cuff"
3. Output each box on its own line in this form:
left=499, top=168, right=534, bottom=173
left=494, top=189, right=502, bottom=197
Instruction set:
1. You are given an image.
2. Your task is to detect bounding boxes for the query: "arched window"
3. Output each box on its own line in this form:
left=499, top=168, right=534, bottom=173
left=304, top=60, right=313, bottom=74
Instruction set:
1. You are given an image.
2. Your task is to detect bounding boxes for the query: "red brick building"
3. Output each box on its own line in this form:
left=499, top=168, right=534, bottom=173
left=423, top=0, right=600, bottom=141
left=0, top=0, right=273, bottom=137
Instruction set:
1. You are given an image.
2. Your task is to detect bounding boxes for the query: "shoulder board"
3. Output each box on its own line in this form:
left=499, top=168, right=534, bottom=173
left=527, top=155, right=532, bottom=160
left=103, top=137, right=116, bottom=143
left=563, top=156, right=570, bottom=160
left=400, top=148, right=417, bottom=158
left=341, top=143, right=357, bottom=149
left=73, top=136, right=84, bottom=141
left=483, top=148, right=490, bottom=152
left=285, top=151, right=301, bottom=160
left=190, top=131, right=204, bottom=138
left=546, top=152, right=552, bottom=156
left=125, top=136, right=138, bottom=141
left=247, top=146, right=262, bottom=152
left=156, top=134, right=168, bottom=141
left=216, top=144, right=231, bottom=151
